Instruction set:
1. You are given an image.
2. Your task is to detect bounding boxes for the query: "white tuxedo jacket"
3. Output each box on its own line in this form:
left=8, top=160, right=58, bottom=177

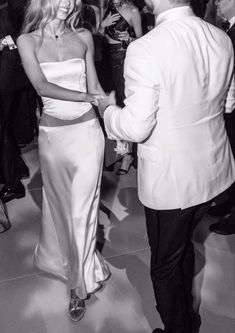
left=104, top=6, right=235, bottom=209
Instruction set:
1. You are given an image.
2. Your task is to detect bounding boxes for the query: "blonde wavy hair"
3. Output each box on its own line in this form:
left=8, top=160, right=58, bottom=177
left=21, top=0, right=82, bottom=34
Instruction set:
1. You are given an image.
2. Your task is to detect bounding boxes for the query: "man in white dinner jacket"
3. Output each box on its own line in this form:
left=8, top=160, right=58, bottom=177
left=100, top=0, right=235, bottom=332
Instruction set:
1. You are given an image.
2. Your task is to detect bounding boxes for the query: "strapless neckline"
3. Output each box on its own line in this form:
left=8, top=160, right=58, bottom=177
left=39, top=56, right=91, bottom=120
left=39, top=57, right=85, bottom=65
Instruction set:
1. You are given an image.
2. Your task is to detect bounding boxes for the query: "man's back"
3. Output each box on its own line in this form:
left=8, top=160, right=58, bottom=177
left=123, top=7, right=235, bottom=209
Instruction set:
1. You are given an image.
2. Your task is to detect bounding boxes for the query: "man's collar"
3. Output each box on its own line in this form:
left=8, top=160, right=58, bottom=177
left=229, top=16, right=235, bottom=30
left=156, top=6, right=194, bottom=26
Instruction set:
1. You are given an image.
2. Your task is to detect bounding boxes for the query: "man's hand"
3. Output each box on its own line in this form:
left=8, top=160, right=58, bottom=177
left=98, top=91, right=116, bottom=118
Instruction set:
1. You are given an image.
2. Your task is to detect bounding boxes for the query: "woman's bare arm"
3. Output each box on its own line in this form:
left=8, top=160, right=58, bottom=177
left=79, top=30, right=105, bottom=95
left=17, top=34, right=102, bottom=103
left=130, top=6, right=143, bottom=38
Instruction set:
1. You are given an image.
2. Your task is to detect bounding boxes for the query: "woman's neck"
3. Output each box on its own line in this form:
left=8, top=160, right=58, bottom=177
left=44, top=20, right=66, bottom=36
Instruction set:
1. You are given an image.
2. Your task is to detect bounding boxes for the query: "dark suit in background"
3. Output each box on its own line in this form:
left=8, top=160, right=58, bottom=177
left=0, top=0, right=37, bottom=201
left=219, top=23, right=235, bottom=218
left=209, top=21, right=235, bottom=235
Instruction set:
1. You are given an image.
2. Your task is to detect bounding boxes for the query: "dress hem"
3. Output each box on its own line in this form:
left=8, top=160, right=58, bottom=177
left=34, top=256, right=111, bottom=298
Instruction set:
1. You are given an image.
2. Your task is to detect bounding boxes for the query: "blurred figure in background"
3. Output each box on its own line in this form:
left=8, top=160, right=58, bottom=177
left=209, top=0, right=235, bottom=235
left=203, top=0, right=216, bottom=24
left=0, top=0, right=37, bottom=204
left=99, top=0, right=142, bottom=175
left=190, top=0, right=208, bottom=17
left=81, top=0, right=102, bottom=33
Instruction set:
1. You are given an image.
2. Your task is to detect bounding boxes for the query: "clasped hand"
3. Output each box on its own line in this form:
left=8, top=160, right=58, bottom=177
left=97, top=91, right=116, bottom=118
left=87, top=90, right=116, bottom=115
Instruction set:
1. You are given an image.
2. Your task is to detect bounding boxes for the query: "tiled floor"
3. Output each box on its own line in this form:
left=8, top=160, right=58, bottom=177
left=0, top=143, right=235, bottom=333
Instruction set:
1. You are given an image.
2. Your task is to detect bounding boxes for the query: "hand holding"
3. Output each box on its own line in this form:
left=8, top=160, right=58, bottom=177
left=86, top=93, right=106, bottom=107
left=98, top=91, right=116, bottom=118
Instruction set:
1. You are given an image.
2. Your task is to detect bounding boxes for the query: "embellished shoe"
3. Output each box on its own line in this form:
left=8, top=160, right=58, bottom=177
left=69, top=296, right=86, bottom=322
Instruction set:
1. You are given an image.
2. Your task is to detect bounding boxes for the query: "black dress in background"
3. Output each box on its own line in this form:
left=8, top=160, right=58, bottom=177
left=104, top=4, right=135, bottom=107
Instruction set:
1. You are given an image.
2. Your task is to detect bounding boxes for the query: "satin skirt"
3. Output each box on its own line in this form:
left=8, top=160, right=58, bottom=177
left=36, top=117, right=110, bottom=299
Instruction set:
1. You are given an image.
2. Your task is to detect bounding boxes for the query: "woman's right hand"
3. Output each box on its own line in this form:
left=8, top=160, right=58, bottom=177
left=97, top=91, right=116, bottom=118
left=86, top=93, right=106, bottom=106
left=100, top=13, right=120, bottom=29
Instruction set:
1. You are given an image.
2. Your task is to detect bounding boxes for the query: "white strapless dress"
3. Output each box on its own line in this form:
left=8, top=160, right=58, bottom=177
left=35, top=58, right=110, bottom=299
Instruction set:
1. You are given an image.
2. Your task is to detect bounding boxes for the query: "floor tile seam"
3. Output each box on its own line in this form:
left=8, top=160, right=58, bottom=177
left=27, top=187, right=42, bottom=192
left=0, top=272, right=43, bottom=285
left=105, top=247, right=150, bottom=260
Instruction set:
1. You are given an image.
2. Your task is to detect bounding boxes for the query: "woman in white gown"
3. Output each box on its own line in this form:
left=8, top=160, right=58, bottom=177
left=17, top=0, right=110, bottom=322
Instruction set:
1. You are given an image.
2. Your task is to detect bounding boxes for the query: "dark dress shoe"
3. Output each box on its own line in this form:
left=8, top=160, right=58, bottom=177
left=209, top=215, right=235, bottom=235
left=20, top=168, right=30, bottom=179
left=207, top=203, right=231, bottom=217
left=152, top=329, right=164, bottom=333
left=0, top=185, right=25, bottom=204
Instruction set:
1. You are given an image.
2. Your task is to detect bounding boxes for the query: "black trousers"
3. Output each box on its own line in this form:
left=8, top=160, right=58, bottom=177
left=144, top=202, right=210, bottom=333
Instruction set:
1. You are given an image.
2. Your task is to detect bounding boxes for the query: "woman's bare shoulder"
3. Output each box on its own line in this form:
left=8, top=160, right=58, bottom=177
left=75, top=28, right=92, bottom=39
left=128, top=3, right=140, bottom=15
left=17, top=31, right=40, bottom=47
left=74, top=28, right=93, bottom=45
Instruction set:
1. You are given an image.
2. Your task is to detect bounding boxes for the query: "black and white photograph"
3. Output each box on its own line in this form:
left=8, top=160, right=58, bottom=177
left=0, top=0, right=234, bottom=332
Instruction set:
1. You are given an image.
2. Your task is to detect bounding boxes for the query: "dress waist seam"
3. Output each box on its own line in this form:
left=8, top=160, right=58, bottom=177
left=39, top=107, right=97, bottom=127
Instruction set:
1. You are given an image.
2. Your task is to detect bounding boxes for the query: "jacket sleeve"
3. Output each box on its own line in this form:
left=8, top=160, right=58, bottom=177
left=104, top=40, right=160, bottom=142
left=225, top=29, right=235, bottom=113
left=225, top=73, right=235, bottom=113
left=225, top=40, right=235, bottom=113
